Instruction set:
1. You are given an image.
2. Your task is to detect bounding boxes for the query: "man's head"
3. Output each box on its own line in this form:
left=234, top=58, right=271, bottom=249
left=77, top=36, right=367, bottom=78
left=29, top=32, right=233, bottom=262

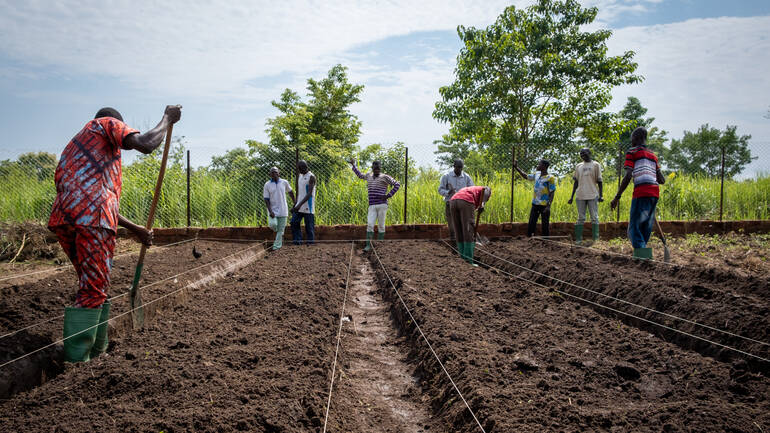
left=453, top=159, right=464, bottom=175
left=297, top=160, right=308, bottom=174
left=269, top=166, right=280, bottom=181
left=94, top=107, right=123, bottom=122
left=482, top=186, right=492, bottom=203
left=631, top=127, right=648, bottom=147
left=371, top=160, right=381, bottom=177
left=579, top=148, right=592, bottom=162
left=536, top=159, right=550, bottom=172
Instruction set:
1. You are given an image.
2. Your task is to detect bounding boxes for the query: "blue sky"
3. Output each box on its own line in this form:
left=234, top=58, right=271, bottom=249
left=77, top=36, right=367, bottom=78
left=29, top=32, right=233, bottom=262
left=1, top=0, right=769, bottom=175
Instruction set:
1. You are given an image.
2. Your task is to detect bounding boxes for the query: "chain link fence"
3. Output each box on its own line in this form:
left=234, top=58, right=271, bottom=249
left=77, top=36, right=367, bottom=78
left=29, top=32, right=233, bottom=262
left=1, top=139, right=768, bottom=228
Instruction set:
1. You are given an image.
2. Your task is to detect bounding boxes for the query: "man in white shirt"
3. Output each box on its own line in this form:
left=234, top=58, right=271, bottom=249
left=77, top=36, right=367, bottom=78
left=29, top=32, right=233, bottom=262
left=438, top=159, right=474, bottom=241
left=290, top=160, right=316, bottom=245
left=263, top=166, right=296, bottom=250
left=567, top=148, right=603, bottom=244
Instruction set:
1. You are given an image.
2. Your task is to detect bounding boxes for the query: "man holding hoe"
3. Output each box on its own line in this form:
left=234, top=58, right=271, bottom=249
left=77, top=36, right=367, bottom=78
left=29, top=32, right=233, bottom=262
left=567, top=148, right=603, bottom=244
left=611, top=127, right=666, bottom=259
left=449, top=186, right=492, bottom=264
left=49, top=105, right=182, bottom=363
left=348, top=158, right=400, bottom=251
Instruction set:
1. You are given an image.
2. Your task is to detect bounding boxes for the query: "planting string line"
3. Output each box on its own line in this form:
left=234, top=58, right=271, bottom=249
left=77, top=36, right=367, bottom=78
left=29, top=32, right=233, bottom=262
left=322, top=242, right=355, bottom=433
left=0, top=237, right=197, bottom=283
left=0, top=241, right=263, bottom=343
left=440, top=241, right=770, bottom=364
left=0, top=241, right=265, bottom=371
left=473, top=245, right=770, bottom=348
left=535, top=236, right=680, bottom=268
left=371, top=244, right=487, bottom=433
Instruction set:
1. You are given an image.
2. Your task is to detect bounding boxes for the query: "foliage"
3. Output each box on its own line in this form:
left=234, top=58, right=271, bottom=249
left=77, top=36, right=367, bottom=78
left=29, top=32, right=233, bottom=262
left=666, top=124, right=755, bottom=178
left=0, top=152, right=58, bottom=181
left=433, top=0, right=641, bottom=174
left=356, top=142, right=416, bottom=179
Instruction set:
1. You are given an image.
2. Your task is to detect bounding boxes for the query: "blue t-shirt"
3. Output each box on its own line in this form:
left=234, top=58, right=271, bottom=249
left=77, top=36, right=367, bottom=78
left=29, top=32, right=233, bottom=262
left=527, top=172, right=557, bottom=205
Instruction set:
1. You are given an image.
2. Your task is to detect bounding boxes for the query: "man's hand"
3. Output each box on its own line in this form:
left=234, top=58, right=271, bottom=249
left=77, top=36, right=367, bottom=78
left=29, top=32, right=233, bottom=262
left=598, top=196, right=604, bottom=203
left=567, top=198, right=573, bottom=205
left=135, top=227, right=153, bottom=246
left=478, top=206, right=485, bottom=215
left=447, top=187, right=455, bottom=198
left=610, top=197, right=619, bottom=210
left=269, top=211, right=275, bottom=218
left=347, top=157, right=355, bottom=165
left=165, top=105, right=182, bottom=124
left=290, top=205, right=298, bottom=213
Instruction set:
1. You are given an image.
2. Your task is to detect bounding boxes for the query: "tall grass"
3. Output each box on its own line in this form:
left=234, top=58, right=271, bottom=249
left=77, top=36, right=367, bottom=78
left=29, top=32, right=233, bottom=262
left=1, top=165, right=768, bottom=227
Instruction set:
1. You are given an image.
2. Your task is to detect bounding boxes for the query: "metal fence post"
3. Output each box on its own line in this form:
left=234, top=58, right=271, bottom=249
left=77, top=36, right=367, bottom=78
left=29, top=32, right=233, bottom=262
left=510, top=143, right=515, bottom=223
left=616, top=147, right=622, bottom=223
left=403, top=146, right=408, bottom=224
left=720, top=144, right=725, bottom=221
left=294, top=146, right=299, bottom=194
left=186, top=150, right=191, bottom=228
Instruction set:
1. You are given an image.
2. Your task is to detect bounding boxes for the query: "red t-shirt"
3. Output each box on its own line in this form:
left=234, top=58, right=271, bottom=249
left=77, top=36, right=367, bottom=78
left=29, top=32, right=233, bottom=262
left=48, top=117, right=139, bottom=232
left=450, top=186, right=486, bottom=209
left=624, top=145, right=660, bottom=198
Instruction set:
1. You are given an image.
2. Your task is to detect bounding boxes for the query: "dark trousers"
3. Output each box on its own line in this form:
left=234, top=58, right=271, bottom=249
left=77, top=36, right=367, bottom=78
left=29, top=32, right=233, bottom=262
left=527, top=205, right=550, bottom=237
left=290, top=212, right=315, bottom=244
left=449, top=199, right=476, bottom=243
left=445, top=202, right=455, bottom=240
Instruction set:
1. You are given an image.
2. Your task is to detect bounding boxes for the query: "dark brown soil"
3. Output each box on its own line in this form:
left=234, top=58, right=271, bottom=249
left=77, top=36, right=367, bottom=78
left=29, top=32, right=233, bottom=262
left=368, top=240, right=769, bottom=432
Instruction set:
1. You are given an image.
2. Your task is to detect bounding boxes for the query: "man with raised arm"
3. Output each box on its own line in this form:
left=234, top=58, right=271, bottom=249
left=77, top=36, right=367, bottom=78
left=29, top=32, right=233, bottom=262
left=48, top=105, right=182, bottom=362
left=611, top=127, right=666, bottom=259
left=290, top=160, right=316, bottom=245
left=264, top=166, right=296, bottom=251
left=514, top=159, right=557, bottom=237
left=567, top=148, right=603, bottom=244
left=438, top=158, right=474, bottom=241
left=348, top=158, right=400, bottom=251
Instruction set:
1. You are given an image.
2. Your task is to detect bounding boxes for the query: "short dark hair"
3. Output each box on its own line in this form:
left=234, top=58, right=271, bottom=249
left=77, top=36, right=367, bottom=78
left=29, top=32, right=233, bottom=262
left=372, top=160, right=381, bottom=167
left=453, top=158, right=464, bottom=166
left=94, top=107, right=123, bottom=121
left=540, top=159, right=550, bottom=169
left=631, top=127, right=647, bottom=147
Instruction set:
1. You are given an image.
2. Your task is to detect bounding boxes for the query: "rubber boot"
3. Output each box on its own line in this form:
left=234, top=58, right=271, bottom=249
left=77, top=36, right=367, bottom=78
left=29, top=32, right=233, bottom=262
left=592, top=223, right=600, bottom=241
left=90, top=301, right=110, bottom=358
left=377, top=232, right=385, bottom=241
left=363, top=231, right=374, bottom=251
left=574, top=224, right=583, bottom=245
left=63, top=306, right=102, bottom=363
left=466, top=242, right=477, bottom=266
left=456, top=242, right=463, bottom=257
left=633, top=247, right=653, bottom=260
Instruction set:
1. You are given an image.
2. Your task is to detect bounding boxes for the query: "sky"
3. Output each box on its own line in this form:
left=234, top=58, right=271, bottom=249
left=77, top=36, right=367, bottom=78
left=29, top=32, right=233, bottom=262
left=1, top=0, right=769, bottom=176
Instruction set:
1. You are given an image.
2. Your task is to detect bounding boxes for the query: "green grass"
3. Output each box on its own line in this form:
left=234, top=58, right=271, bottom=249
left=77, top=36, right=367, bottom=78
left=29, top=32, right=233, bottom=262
left=1, top=165, right=768, bottom=227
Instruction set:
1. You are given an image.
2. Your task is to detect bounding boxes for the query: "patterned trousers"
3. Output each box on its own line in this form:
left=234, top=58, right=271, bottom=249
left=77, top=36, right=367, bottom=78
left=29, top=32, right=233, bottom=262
left=51, top=225, right=115, bottom=308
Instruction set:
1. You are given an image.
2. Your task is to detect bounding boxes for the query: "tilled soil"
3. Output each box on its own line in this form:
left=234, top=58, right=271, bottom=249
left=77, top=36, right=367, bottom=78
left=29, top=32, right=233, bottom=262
left=368, top=240, right=769, bottom=432
left=0, top=243, right=355, bottom=432
left=476, top=238, right=770, bottom=368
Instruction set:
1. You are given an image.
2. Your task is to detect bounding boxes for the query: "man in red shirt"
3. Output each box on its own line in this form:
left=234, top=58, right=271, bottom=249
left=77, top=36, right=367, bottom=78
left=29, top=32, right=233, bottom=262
left=610, top=127, right=666, bottom=259
left=449, top=186, right=492, bottom=264
left=49, top=105, right=181, bottom=362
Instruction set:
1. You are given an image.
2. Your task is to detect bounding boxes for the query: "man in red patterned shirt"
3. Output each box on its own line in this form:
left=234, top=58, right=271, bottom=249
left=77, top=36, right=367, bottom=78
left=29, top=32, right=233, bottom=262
left=49, top=105, right=181, bottom=362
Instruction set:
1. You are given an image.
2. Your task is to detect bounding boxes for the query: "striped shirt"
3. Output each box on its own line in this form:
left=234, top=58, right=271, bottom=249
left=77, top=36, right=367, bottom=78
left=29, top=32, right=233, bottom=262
left=352, top=165, right=400, bottom=206
left=624, top=145, right=660, bottom=198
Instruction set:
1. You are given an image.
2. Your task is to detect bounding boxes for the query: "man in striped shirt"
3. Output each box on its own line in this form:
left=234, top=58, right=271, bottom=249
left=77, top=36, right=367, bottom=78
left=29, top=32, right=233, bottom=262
left=611, top=127, right=666, bottom=259
left=348, top=158, right=401, bottom=251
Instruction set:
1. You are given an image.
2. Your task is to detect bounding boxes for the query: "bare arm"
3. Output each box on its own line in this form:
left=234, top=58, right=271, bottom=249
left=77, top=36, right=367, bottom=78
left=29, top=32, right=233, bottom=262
left=598, top=181, right=604, bottom=202
left=611, top=168, right=633, bottom=210
left=513, top=164, right=529, bottom=180
left=348, top=158, right=367, bottom=180
left=568, top=178, right=578, bottom=203
left=292, top=175, right=315, bottom=211
left=118, top=214, right=152, bottom=245
left=123, top=105, right=182, bottom=154
left=264, top=198, right=274, bottom=218
left=656, top=169, right=666, bottom=184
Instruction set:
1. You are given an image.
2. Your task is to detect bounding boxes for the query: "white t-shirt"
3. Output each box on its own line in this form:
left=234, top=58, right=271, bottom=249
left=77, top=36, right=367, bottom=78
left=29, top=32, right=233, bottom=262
left=573, top=160, right=602, bottom=200
left=263, top=178, right=293, bottom=217
left=297, top=171, right=316, bottom=214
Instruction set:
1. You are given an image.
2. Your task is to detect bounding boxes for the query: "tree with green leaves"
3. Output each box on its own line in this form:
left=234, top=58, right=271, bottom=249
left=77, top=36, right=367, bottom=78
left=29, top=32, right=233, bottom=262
left=433, top=0, right=641, bottom=174
left=666, top=124, right=754, bottom=178
left=356, top=142, right=416, bottom=181
left=608, top=97, right=668, bottom=174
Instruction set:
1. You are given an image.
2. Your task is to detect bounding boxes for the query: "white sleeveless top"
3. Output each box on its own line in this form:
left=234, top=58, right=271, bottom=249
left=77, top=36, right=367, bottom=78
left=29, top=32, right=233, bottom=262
left=297, top=171, right=316, bottom=214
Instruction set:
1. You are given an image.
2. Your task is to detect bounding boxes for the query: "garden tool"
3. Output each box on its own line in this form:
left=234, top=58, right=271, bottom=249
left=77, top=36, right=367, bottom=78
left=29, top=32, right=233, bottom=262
left=129, top=123, right=174, bottom=329
left=654, top=217, right=671, bottom=263
left=474, top=210, right=489, bottom=246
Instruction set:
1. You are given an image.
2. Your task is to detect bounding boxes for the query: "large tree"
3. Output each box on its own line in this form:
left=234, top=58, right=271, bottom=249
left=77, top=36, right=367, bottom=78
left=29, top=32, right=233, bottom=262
left=609, top=97, right=668, bottom=174
left=666, top=124, right=754, bottom=178
left=433, top=0, right=641, bottom=173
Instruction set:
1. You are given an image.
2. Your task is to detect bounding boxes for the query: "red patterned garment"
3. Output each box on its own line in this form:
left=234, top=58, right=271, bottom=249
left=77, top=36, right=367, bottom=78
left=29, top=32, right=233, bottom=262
left=52, top=225, right=116, bottom=308
left=48, top=117, right=139, bottom=233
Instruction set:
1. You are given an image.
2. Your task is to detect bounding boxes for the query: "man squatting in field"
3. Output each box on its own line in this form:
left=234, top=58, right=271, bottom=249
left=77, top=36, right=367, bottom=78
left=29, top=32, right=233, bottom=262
left=449, top=186, right=492, bottom=264
left=264, top=167, right=296, bottom=251
left=290, top=160, right=316, bottom=245
left=348, top=158, right=400, bottom=251
left=567, top=148, right=603, bottom=244
left=438, top=158, right=474, bottom=242
left=48, top=105, right=182, bottom=363
left=611, top=127, right=666, bottom=259
left=514, top=158, right=557, bottom=237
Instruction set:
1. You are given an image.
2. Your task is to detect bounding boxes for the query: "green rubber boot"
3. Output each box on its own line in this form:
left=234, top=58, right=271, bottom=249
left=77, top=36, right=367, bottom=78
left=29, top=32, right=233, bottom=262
left=574, top=224, right=584, bottom=245
left=63, top=306, right=102, bottom=363
left=363, top=231, right=374, bottom=251
left=633, top=247, right=653, bottom=260
left=456, top=242, right=463, bottom=257
left=90, top=301, right=111, bottom=358
left=377, top=232, right=385, bottom=240
left=466, top=242, right=477, bottom=265
left=592, top=223, right=600, bottom=241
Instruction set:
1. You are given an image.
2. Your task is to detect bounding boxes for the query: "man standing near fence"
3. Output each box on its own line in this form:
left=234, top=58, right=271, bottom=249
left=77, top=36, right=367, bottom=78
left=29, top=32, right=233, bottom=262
left=348, top=158, right=400, bottom=251
left=450, top=186, right=491, bottom=264
left=264, top=167, right=296, bottom=251
left=290, top=160, right=316, bottom=245
left=514, top=159, right=557, bottom=237
left=567, top=148, right=603, bottom=244
left=438, top=158, right=474, bottom=241
left=611, top=127, right=666, bottom=259
left=48, top=105, right=181, bottom=363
